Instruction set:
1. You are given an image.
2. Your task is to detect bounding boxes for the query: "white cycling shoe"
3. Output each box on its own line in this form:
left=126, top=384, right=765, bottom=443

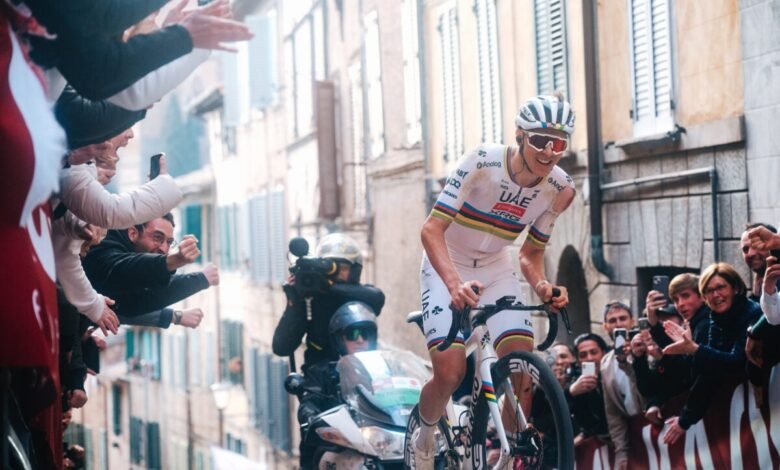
left=410, top=428, right=436, bottom=470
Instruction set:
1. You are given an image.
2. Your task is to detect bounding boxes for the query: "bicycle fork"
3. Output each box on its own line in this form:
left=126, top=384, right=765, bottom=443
left=478, top=340, right=529, bottom=470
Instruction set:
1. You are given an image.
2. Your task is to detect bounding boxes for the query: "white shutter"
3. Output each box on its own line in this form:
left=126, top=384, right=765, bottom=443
left=535, top=0, right=569, bottom=97
left=402, top=0, right=422, bottom=144
left=630, top=0, right=673, bottom=137
left=439, top=5, right=464, bottom=169
left=221, top=45, right=250, bottom=126
left=247, top=11, right=278, bottom=109
left=270, top=190, right=287, bottom=283
left=349, top=62, right=367, bottom=217
left=249, top=194, right=270, bottom=282
left=284, top=39, right=296, bottom=138
left=364, top=11, right=385, bottom=158
left=294, top=22, right=314, bottom=137
left=475, top=0, right=502, bottom=143
left=313, top=5, right=326, bottom=80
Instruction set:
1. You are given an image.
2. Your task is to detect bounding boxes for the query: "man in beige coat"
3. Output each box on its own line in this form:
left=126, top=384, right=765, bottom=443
left=599, top=301, right=645, bottom=470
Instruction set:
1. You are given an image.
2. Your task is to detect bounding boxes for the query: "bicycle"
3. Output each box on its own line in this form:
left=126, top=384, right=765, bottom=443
left=403, top=289, right=575, bottom=470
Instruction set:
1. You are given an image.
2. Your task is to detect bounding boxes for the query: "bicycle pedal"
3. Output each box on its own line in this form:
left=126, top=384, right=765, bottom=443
left=509, top=430, right=542, bottom=457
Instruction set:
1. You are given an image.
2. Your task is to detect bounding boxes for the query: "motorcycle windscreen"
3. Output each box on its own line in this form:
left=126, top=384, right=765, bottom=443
left=337, top=350, right=430, bottom=428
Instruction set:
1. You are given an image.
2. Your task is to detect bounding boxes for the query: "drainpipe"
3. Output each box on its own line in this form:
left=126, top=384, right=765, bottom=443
left=582, top=0, right=614, bottom=279
left=417, top=0, right=432, bottom=213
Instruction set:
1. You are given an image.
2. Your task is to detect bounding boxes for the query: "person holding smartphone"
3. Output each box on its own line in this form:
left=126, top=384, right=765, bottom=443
left=565, top=333, right=610, bottom=450
left=597, top=301, right=644, bottom=470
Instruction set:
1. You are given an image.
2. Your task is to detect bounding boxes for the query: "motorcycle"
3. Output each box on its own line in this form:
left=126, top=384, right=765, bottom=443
left=285, top=349, right=451, bottom=469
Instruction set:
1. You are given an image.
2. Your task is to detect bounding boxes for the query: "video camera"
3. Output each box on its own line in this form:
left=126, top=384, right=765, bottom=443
left=288, top=237, right=338, bottom=297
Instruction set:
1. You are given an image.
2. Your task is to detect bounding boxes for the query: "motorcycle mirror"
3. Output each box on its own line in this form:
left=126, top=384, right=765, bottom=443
left=284, top=372, right=306, bottom=396
left=289, top=237, right=310, bottom=257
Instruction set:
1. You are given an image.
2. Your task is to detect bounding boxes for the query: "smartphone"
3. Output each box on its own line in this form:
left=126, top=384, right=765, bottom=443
left=614, top=328, right=628, bottom=355
left=149, top=153, right=164, bottom=180
left=628, top=327, right=640, bottom=340
left=652, top=275, right=670, bottom=299
left=581, top=361, right=596, bottom=376
left=638, top=317, right=651, bottom=330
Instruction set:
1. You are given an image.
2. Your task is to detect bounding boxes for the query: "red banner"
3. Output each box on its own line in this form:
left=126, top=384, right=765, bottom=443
left=575, top=365, right=780, bottom=469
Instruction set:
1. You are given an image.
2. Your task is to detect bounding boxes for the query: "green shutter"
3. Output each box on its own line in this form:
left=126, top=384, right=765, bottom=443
left=112, top=385, right=122, bottom=436
left=125, top=329, right=135, bottom=361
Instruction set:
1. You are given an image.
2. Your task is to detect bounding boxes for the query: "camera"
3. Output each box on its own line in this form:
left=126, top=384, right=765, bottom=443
left=288, top=237, right=338, bottom=297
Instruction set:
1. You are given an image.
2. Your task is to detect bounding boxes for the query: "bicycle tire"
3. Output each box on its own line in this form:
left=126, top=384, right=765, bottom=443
left=471, top=351, right=574, bottom=470
left=404, top=404, right=460, bottom=469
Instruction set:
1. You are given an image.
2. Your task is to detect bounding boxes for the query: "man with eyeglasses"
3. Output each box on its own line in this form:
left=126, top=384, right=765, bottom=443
left=411, top=93, right=576, bottom=469
left=82, top=213, right=219, bottom=329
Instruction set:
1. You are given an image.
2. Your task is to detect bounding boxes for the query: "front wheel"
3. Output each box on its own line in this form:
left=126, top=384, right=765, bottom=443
left=404, top=404, right=460, bottom=469
left=482, top=351, right=575, bottom=470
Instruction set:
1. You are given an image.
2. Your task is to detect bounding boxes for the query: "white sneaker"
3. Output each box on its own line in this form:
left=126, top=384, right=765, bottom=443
left=410, top=427, right=435, bottom=470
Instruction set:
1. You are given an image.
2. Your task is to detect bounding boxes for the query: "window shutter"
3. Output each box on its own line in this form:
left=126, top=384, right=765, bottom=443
left=184, top=205, right=202, bottom=263
left=112, top=385, right=122, bottom=436
left=248, top=347, right=258, bottom=427
left=439, top=6, right=464, bottom=166
left=153, top=331, right=161, bottom=380
left=276, top=360, right=291, bottom=451
left=364, top=11, right=385, bottom=158
left=125, top=329, right=135, bottom=361
left=474, top=0, right=502, bottom=143
left=294, top=22, right=314, bottom=137
left=402, top=0, right=422, bottom=144
left=222, top=47, right=250, bottom=127
left=349, top=62, right=367, bottom=217
left=247, top=11, right=278, bottom=109
left=316, top=81, right=340, bottom=219
left=146, top=422, right=161, bottom=469
left=629, top=0, right=673, bottom=136
left=270, top=190, right=287, bottom=283
left=535, top=0, right=569, bottom=97
left=260, top=353, right=272, bottom=436
left=205, top=331, right=215, bottom=386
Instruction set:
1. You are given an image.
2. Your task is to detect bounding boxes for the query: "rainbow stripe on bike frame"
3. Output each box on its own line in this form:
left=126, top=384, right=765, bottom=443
left=482, top=381, right=497, bottom=403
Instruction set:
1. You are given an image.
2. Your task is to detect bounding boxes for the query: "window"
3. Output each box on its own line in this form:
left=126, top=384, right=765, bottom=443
left=474, top=0, right=502, bottom=143
left=286, top=3, right=326, bottom=140
left=534, top=0, right=569, bottom=97
left=112, top=385, right=122, bottom=436
left=130, top=417, right=144, bottom=464
left=438, top=5, right=464, bottom=168
left=402, top=0, right=422, bottom=144
left=146, top=422, right=161, bottom=469
left=181, top=204, right=203, bottom=263
left=222, top=46, right=250, bottom=127
left=126, top=329, right=161, bottom=380
left=349, top=61, right=367, bottom=217
left=629, top=0, right=674, bottom=137
left=247, top=10, right=279, bottom=109
left=205, top=331, right=215, bottom=386
left=218, top=204, right=242, bottom=271
left=220, top=320, right=244, bottom=385
left=270, top=190, right=287, bottom=282
left=249, top=193, right=270, bottom=281
left=248, top=351, right=291, bottom=451
left=364, top=11, right=385, bottom=158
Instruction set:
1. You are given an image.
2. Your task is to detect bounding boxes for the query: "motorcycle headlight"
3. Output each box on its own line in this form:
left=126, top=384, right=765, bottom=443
left=361, top=426, right=405, bottom=460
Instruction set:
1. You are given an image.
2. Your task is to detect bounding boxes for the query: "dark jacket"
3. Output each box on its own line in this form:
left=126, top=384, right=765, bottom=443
left=82, top=230, right=208, bottom=322
left=632, top=353, right=691, bottom=410
left=23, top=0, right=168, bottom=37
left=272, top=282, right=385, bottom=369
left=29, top=26, right=193, bottom=100
left=565, top=379, right=609, bottom=440
left=678, top=296, right=762, bottom=429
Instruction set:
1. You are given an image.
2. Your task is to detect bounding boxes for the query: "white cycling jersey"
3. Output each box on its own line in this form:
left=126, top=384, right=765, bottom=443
left=420, top=143, right=574, bottom=351
left=431, top=143, right=574, bottom=261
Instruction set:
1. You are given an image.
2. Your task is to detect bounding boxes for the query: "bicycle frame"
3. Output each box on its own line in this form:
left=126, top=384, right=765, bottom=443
left=450, top=322, right=527, bottom=470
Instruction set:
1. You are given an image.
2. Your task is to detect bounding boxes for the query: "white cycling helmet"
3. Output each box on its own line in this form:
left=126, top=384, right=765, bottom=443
left=515, top=94, right=576, bottom=135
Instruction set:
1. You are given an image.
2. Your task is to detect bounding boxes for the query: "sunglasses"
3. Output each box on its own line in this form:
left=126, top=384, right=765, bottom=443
left=525, top=131, right=569, bottom=155
left=344, top=326, right=376, bottom=342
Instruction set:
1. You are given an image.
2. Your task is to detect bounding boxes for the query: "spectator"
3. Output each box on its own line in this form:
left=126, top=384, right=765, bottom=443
left=82, top=214, right=216, bottom=327
left=549, top=342, right=577, bottom=388
left=741, top=223, right=778, bottom=300
left=598, top=301, right=644, bottom=470
left=662, top=262, right=762, bottom=444
left=746, top=224, right=780, bottom=324
left=566, top=333, right=610, bottom=446
left=630, top=306, right=691, bottom=425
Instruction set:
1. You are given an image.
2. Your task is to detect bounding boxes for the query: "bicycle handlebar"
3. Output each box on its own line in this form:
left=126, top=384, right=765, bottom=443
left=436, top=287, right=573, bottom=352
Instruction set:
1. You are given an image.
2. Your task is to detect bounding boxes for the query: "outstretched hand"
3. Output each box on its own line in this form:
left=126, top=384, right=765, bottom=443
left=663, top=320, right=697, bottom=355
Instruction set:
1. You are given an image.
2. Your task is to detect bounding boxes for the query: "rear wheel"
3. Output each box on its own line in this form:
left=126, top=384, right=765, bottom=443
left=474, top=351, right=574, bottom=470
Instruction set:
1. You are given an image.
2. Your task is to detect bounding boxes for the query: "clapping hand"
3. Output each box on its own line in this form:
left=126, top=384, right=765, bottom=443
left=663, top=320, right=697, bottom=355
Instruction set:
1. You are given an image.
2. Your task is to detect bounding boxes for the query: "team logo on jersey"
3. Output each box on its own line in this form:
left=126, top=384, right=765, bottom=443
left=547, top=176, right=566, bottom=192
left=491, top=189, right=534, bottom=219
left=476, top=161, right=501, bottom=169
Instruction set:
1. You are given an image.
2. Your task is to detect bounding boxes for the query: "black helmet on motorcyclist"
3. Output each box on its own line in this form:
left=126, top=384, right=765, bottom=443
left=316, top=233, right=363, bottom=283
left=329, top=301, right=378, bottom=355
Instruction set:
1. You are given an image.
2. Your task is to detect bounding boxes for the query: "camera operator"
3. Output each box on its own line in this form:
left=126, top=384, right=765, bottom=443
left=272, top=234, right=384, bottom=470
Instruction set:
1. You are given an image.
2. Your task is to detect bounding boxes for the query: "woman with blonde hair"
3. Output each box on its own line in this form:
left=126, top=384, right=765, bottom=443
left=660, top=262, right=762, bottom=444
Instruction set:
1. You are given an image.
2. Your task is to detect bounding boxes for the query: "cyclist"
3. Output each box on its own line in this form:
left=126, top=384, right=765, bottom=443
left=411, top=93, right=576, bottom=468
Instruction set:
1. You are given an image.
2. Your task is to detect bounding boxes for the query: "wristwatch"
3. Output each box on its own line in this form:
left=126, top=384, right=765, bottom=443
left=173, top=310, right=183, bottom=325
